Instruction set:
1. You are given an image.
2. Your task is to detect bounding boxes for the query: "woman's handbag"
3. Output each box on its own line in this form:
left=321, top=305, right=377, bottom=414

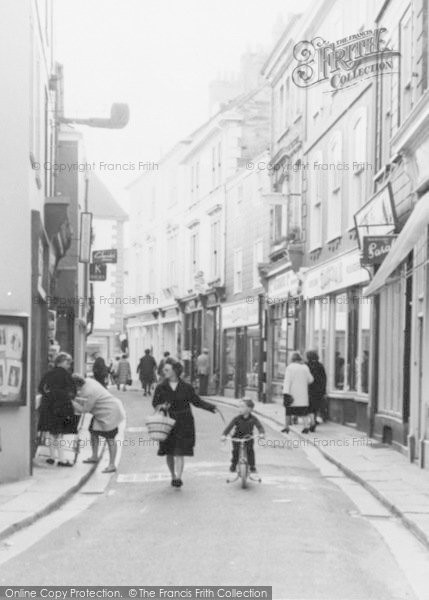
left=283, top=393, right=294, bottom=408
left=145, top=406, right=176, bottom=442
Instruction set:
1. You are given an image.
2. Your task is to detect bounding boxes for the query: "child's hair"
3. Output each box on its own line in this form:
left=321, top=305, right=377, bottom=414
left=241, top=398, right=254, bottom=409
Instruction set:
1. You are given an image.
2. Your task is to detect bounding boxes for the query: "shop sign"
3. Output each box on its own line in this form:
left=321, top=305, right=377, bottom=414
left=303, top=250, right=370, bottom=299
left=92, top=249, right=117, bottom=264
left=267, top=269, right=300, bottom=298
left=362, top=235, right=397, bottom=267
left=222, top=300, right=259, bottom=329
left=89, top=263, right=107, bottom=281
left=354, top=183, right=397, bottom=249
left=79, top=212, right=93, bottom=263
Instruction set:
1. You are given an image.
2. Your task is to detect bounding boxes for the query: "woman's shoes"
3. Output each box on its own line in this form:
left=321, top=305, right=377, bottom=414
left=46, top=458, right=55, bottom=465
left=171, top=478, right=183, bottom=487
left=309, top=424, right=317, bottom=433
left=301, top=428, right=310, bottom=434
left=177, top=479, right=183, bottom=487
left=57, top=461, right=73, bottom=467
left=281, top=427, right=290, bottom=434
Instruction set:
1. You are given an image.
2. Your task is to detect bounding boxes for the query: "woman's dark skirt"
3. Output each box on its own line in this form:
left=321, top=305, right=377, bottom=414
left=157, top=411, right=195, bottom=457
left=286, top=406, right=309, bottom=417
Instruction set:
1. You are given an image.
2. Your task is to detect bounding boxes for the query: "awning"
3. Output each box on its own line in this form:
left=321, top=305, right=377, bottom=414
left=365, top=195, right=429, bottom=296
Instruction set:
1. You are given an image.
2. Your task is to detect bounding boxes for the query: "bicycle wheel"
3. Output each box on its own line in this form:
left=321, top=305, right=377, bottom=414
left=239, top=462, right=248, bottom=489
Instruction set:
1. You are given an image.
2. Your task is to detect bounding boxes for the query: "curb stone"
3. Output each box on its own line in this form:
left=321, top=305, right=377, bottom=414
left=0, top=446, right=106, bottom=543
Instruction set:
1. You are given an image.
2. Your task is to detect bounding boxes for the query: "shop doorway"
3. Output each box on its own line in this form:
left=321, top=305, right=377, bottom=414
left=223, top=327, right=250, bottom=398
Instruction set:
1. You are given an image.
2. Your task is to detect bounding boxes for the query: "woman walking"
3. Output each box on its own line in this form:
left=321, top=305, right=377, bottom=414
left=38, top=352, right=79, bottom=466
left=137, top=349, right=157, bottom=396
left=282, top=351, right=314, bottom=434
left=306, top=350, right=327, bottom=432
left=116, top=354, right=132, bottom=391
left=152, top=357, right=219, bottom=487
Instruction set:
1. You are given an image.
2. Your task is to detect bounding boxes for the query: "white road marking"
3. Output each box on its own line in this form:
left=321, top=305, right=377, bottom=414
left=116, top=473, right=170, bottom=483
left=126, top=427, right=148, bottom=432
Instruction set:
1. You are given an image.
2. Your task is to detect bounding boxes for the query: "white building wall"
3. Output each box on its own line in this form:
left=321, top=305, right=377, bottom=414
left=0, top=0, right=53, bottom=482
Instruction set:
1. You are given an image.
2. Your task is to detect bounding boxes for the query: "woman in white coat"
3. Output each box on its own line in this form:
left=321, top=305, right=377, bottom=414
left=282, top=351, right=314, bottom=434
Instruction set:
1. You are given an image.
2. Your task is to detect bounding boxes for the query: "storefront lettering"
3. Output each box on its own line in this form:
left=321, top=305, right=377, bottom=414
left=320, top=264, right=343, bottom=290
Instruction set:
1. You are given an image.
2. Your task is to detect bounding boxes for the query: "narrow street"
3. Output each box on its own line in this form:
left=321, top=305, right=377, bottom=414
left=0, top=390, right=422, bottom=600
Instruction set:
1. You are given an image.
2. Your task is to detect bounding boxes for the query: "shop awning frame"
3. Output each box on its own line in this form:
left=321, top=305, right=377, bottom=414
left=364, top=195, right=429, bottom=296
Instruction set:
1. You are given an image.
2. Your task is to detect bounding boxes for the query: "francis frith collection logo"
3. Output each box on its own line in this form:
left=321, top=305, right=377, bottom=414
left=292, top=28, right=400, bottom=91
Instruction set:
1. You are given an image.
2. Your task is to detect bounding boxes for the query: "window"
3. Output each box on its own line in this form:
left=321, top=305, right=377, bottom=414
left=233, top=248, right=242, bottom=293
left=210, top=219, right=221, bottom=279
left=326, top=132, right=342, bottom=240
left=272, top=303, right=287, bottom=380
left=246, top=326, right=260, bottom=388
left=358, top=298, right=371, bottom=393
left=271, top=205, right=284, bottom=242
left=211, top=147, right=216, bottom=188
left=217, top=142, right=222, bottom=185
left=400, top=9, right=413, bottom=122
left=253, top=239, right=263, bottom=288
left=349, top=109, right=367, bottom=226
left=288, top=162, right=302, bottom=234
left=167, top=234, right=178, bottom=287
left=195, top=162, right=200, bottom=198
left=285, top=77, right=290, bottom=124
left=334, top=294, right=347, bottom=390
left=310, top=151, right=323, bottom=249
left=190, top=230, right=199, bottom=274
left=278, top=84, right=284, bottom=133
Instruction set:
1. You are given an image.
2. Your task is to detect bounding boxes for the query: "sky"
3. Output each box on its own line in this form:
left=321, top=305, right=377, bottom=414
left=54, top=0, right=313, bottom=207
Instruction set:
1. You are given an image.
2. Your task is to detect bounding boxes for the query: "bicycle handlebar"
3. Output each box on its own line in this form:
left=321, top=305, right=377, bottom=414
left=225, top=435, right=263, bottom=443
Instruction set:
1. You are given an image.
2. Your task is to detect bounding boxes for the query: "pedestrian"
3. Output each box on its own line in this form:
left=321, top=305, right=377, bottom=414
left=72, top=375, right=126, bottom=473
left=282, top=351, right=314, bottom=434
left=152, top=357, right=219, bottom=488
left=221, top=398, right=265, bottom=473
left=137, top=349, right=157, bottom=396
left=196, top=348, right=210, bottom=395
left=116, top=354, right=132, bottom=391
left=38, top=352, right=79, bottom=467
left=111, top=356, right=120, bottom=386
left=157, top=351, right=170, bottom=379
left=92, top=352, right=109, bottom=388
left=306, top=350, right=327, bottom=432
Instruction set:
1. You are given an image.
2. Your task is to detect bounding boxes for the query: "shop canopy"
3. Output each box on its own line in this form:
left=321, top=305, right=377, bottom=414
left=364, top=195, right=429, bottom=296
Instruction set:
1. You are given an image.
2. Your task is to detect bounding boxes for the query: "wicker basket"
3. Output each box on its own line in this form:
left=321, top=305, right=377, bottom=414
left=146, top=409, right=176, bottom=442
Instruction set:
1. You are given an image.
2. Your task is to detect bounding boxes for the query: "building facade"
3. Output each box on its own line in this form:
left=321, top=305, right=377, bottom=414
left=222, top=149, right=271, bottom=400
left=363, top=0, right=429, bottom=465
left=297, top=0, right=380, bottom=430
left=0, top=0, right=68, bottom=482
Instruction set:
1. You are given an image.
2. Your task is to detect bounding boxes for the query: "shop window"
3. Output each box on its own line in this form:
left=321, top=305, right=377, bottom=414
left=334, top=294, right=347, bottom=390
left=359, top=299, right=371, bottom=393
left=224, top=330, right=236, bottom=389
left=246, top=326, right=260, bottom=389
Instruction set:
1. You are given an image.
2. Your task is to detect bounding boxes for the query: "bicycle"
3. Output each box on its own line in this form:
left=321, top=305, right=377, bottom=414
left=224, top=434, right=262, bottom=489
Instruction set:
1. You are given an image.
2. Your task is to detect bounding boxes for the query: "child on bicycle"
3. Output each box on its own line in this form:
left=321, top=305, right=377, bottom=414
left=221, top=398, right=265, bottom=473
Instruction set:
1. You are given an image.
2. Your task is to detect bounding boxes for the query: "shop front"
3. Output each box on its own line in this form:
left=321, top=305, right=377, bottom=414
left=303, top=249, right=371, bottom=431
left=365, top=196, right=429, bottom=461
left=265, top=267, right=304, bottom=403
left=221, top=299, right=261, bottom=400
